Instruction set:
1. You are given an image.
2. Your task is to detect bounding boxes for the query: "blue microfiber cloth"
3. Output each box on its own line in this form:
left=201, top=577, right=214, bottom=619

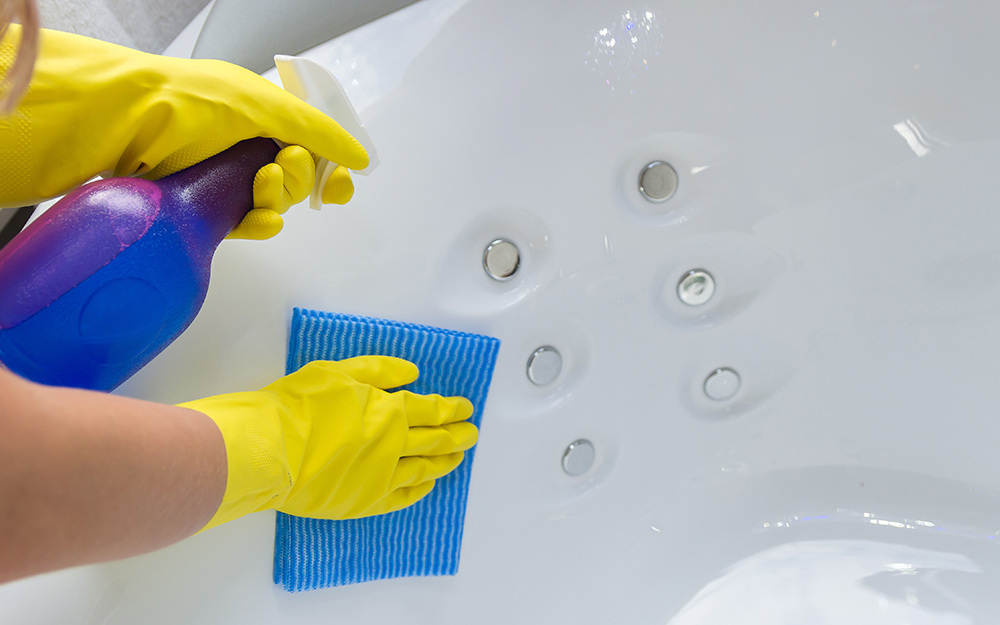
left=273, top=308, right=500, bottom=592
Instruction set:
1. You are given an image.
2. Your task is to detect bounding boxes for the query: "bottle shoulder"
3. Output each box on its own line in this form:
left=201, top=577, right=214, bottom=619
left=0, top=177, right=162, bottom=328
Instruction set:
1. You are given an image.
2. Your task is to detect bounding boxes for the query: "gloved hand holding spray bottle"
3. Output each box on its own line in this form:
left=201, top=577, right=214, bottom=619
left=0, top=45, right=377, bottom=392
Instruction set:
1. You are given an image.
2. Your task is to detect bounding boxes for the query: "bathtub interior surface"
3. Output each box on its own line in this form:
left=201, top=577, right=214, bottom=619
left=5, top=0, right=1000, bottom=623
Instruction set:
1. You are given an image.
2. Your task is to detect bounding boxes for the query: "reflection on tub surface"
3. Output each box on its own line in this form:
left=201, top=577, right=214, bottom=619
left=669, top=541, right=980, bottom=625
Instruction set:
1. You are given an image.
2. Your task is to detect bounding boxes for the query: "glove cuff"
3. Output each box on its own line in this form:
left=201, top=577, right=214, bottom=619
left=179, top=392, right=293, bottom=532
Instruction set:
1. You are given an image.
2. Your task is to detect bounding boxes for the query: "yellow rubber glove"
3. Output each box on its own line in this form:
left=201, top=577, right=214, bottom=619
left=0, top=26, right=366, bottom=238
left=179, top=357, right=478, bottom=531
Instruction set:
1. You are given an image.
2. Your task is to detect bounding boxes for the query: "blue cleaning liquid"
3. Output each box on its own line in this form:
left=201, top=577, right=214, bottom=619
left=0, top=138, right=280, bottom=390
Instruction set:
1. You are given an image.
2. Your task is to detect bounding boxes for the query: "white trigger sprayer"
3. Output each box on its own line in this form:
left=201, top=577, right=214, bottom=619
left=274, top=55, right=380, bottom=209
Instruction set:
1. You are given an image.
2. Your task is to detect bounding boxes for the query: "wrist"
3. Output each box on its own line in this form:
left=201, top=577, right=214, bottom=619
left=178, top=392, right=293, bottom=531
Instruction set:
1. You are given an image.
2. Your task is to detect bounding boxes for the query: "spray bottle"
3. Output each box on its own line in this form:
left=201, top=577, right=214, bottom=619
left=0, top=56, right=377, bottom=391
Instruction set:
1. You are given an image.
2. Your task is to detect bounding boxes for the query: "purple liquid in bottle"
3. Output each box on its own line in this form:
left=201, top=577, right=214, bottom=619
left=0, top=138, right=280, bottom=390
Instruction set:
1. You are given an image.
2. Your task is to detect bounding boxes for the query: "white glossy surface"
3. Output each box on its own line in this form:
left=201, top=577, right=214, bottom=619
left=6, top=0, right=1000, bottom=622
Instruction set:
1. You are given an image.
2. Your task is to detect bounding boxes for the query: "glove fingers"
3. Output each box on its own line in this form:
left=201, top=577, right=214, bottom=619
left=402, top=392, right=474, bottom=427
left=402, top=422, right=479, bottom=457
left=252, top=162, right=286, bottom=213
left=259, top=80, right=370, bottom=171
left=275, top=145, right=315, bottom=205
left=319, top=356, right=420, bottom=389
left=388, top=452, right=465, bottom=491
left=351, top=481, right=436, bottom=519
left=321, top=165, right=355, bottom=205
left=227, top=208, right=283, bottom=240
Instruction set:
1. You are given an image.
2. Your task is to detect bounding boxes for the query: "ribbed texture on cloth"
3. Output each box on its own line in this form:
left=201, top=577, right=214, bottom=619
left=273, top=308, right=500, bottom=592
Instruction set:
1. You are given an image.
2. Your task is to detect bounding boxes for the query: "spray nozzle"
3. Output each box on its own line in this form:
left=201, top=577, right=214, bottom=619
left=274, top=55, right=380, bottom=210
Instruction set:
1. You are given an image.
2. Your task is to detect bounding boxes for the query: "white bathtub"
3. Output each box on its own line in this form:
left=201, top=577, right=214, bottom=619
left=4, top=0, right=1000, bottom=622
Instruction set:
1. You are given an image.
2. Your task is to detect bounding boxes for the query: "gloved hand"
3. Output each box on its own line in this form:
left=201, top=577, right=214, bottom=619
left=178, top=357, right=478, bottom=531
left=0, top=26, right=367, bottom=239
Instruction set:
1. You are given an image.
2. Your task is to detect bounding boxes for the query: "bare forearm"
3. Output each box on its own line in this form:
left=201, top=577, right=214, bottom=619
left=0, top=368, right=226, bottom=583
